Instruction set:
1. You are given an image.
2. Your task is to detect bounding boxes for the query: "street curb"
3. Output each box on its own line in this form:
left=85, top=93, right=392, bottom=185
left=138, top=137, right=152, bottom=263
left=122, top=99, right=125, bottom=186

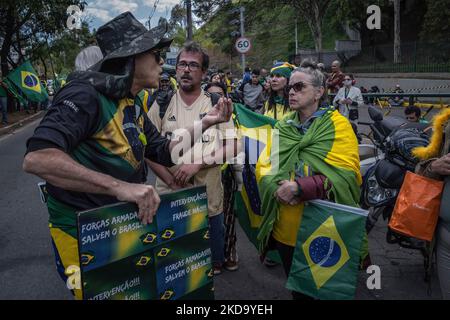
left=0, top=111, right=44, bottom=136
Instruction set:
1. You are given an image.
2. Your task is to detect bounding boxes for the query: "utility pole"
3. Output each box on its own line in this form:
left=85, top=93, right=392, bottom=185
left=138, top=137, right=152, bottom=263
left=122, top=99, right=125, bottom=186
left=295, top=18, right=298, bottom=55
left=240, top=6, right=245, bottom=75
left=392, top=0, right=401, bottom=64
left=186, top=0, right=193, bottom=41
left=147, top=0, right=160, bottom=29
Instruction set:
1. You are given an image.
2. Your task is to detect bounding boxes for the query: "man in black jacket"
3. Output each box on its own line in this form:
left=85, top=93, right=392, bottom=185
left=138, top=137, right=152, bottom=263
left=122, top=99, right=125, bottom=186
left=22, top=12, right=232, bottom=299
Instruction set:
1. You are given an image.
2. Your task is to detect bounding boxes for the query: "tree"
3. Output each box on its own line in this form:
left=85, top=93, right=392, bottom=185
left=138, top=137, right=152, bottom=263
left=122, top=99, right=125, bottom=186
left=0, top=0, right=86, bottom=76
left=420, top=0, right=450, bottom=42
left=192, top=0, right=228, bottom=23
left=281, top=0, right=334, bottom=52
left=169, top=4, right=187, bottom=32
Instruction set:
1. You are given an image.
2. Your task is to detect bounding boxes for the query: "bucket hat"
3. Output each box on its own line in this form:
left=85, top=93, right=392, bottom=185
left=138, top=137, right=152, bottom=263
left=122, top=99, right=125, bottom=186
left=90, top=11, right=172, bottom=72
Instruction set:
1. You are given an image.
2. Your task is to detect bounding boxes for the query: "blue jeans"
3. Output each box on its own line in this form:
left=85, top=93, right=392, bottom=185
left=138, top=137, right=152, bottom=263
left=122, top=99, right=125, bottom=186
left=0, top=97, right=7, bottom=123
left=209, top=213, right=225, bottom=266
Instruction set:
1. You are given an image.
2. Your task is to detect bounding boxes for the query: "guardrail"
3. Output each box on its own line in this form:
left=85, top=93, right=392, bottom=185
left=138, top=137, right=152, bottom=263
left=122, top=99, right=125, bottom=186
left=328, top=93, right=450, bottom=107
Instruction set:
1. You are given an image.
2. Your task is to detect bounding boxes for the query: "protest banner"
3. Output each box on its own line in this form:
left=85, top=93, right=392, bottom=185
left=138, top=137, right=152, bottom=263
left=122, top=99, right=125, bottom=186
left=77, top=186, right=214, bottom=300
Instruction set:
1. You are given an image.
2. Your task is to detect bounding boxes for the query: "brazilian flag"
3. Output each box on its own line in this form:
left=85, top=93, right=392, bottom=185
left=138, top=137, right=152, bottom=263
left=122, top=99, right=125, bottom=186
left=232, top=104, right=279, bottom=259
left=2, top=78, right=28, bottom=105
left=6, top=60, right=48, bottom=102
left=286, top=200, right=368, bottom=300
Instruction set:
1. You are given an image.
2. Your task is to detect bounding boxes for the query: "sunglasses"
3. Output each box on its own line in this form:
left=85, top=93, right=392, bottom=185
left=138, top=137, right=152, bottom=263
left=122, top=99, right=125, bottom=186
left=150, top=50, right=162, bottom=63
left=288, top=81, right=311, bottom=93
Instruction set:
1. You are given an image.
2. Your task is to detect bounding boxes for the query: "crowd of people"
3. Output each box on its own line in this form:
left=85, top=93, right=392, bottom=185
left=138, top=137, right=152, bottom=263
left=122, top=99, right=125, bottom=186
left=22, top=11, right=449, bottom=300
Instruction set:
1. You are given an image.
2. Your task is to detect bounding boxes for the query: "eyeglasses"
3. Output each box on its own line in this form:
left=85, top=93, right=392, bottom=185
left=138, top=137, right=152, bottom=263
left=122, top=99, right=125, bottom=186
left=176, top=61, right=201, bottom=71
left=288, top=81, right=311, bottom=93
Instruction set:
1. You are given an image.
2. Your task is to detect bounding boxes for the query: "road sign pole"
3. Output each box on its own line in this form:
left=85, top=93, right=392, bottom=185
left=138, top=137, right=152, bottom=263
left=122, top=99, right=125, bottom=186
left=240, top=6, right=245, bottom=75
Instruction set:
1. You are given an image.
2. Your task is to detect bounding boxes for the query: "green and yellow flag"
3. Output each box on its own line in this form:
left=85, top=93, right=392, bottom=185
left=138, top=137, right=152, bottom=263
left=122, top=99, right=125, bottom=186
left=286, top=200, right=368, bottom=300
left=6, top=61, right=48, bottom=102
left=2, top=78, right=28, bottom=105
left=232, top=104, right=277, bottom=250
left=256, top=106, right=363, bottom=251
left=253, top=105, right=368, bottom=299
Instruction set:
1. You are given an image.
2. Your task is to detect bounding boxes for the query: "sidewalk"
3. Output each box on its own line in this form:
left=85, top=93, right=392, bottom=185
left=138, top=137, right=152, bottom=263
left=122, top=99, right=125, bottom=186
left=0, top=110, right=44, bottom=136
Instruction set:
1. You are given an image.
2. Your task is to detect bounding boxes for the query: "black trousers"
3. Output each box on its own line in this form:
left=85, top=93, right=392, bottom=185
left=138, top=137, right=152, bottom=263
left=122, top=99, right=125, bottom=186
left=272, top=238, right=315, bottom=301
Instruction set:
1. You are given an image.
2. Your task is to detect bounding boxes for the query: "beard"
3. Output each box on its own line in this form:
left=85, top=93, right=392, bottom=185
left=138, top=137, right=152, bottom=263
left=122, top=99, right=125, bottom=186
left=179, top=74, right=196, bottom=92
left=180, top=83, right=195, bottom=92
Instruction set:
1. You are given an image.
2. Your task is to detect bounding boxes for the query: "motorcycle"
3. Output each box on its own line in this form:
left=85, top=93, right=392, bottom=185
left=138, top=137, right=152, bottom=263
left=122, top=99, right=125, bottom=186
left=359, top=105, right=433, bottom=280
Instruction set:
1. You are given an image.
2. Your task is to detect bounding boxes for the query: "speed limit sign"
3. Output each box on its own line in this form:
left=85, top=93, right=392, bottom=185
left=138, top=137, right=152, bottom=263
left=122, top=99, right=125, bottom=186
left=235, top=37, right=252, bottom=54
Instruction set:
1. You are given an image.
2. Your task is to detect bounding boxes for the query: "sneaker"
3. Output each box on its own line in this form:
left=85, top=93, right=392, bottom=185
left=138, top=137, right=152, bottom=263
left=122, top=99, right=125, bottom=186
left=224, top=260, right=239, bottom=271
left=263, top=257, right=279, bottom=268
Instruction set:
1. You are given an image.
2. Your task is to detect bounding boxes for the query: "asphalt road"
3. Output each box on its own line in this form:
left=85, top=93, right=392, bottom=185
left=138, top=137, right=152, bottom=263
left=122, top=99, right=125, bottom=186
left=0, top=106, right=443, bottom=300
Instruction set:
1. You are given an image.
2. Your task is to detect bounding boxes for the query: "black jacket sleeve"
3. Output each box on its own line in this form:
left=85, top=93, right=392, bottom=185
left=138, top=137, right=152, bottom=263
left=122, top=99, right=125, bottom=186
left=26, top=80, right=100, bottom=154
left=143, top=114, right=174, bottom=167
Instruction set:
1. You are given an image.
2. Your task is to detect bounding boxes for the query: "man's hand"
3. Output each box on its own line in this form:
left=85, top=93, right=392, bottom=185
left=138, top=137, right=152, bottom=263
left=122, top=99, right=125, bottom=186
left=274, top=180, right=300, bottom=205
left=113, top=182, right=160, bottom=225
left=430, top=154, right=450, bottom=176
left=202, top=97, right=233, bottom=128
left=168, top=179, right=184, bottom=191
left=174, top=163, right=202, bottom=186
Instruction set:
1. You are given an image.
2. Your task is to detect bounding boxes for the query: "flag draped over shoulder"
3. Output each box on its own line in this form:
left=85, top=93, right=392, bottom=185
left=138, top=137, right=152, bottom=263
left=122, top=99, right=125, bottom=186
left=286, top=200, right=368, bottom=300
left=256, top=106, right=362, bottom=252
left=232, top=104, right=277, bottom=250
left=6, top=60, right=48, bottom=102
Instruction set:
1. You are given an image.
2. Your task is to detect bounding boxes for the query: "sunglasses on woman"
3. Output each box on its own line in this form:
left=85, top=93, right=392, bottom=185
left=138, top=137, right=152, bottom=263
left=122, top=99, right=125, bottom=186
left=288, top=81, right=312, bottom=93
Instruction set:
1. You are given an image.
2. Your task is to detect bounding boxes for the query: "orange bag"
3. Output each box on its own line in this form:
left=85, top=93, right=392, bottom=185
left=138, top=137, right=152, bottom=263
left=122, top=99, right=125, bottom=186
left=389, top=171, right=444, bottom=242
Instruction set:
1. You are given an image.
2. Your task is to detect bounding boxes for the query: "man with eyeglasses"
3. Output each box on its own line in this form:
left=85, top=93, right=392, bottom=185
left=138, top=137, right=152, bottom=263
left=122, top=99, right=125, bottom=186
left=146, top=41, right=238, bottom=275
left=23, top=13, right=233, bottom=299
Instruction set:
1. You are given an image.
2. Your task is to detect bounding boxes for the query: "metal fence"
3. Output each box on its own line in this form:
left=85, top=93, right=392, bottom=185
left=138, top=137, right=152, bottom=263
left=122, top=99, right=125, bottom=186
left=290, top=41, right=450, bottom=73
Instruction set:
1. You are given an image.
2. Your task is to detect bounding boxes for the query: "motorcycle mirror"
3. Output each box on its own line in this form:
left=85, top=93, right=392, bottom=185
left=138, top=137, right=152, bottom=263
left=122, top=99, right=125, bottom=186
left=368, top=105, right=384, bottom=122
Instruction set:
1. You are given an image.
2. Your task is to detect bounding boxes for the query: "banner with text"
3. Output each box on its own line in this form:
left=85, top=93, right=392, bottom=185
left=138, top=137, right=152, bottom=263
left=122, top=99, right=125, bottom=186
left=77, top=186, right=214, bottom=300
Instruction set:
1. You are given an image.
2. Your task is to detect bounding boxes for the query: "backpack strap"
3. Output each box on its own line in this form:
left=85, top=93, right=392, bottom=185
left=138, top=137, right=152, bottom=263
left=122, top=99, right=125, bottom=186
left=152, top=89, right=175, bottom=119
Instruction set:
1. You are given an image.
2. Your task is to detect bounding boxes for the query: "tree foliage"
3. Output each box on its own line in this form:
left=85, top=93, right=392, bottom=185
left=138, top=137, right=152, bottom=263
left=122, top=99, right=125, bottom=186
left=0, top=0, right=87, bottom=76
left=420, top=0, right=450, bottom=42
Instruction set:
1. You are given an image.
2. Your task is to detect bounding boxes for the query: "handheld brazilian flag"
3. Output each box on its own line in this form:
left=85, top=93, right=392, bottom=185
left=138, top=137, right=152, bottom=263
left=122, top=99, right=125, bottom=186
left=232, top=104, right=277, bottom=249
left=286, top=200, right=368, bottom=300
left=6, top=60, right=48, bottom=102
left=2, top=78, right=27, bottom=105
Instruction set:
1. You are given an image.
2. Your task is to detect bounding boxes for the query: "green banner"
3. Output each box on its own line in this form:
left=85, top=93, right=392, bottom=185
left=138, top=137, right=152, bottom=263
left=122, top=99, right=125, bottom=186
left=77, top=186, right=213, bottom=300
left=286, top=200, right=367, bottom=300
left=6, top=60, right=48, bottom=102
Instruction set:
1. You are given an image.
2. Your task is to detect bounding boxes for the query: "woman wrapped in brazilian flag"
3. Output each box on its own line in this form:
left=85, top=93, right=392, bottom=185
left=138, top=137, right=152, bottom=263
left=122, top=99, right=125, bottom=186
left=256, top=60, right=364, bottom=300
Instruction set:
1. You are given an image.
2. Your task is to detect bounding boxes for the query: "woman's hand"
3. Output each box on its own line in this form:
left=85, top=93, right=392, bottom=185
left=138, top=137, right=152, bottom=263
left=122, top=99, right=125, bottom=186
left=430, top=154, right=450, bottom=176
left=275, top=180, right=300, bottom=205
